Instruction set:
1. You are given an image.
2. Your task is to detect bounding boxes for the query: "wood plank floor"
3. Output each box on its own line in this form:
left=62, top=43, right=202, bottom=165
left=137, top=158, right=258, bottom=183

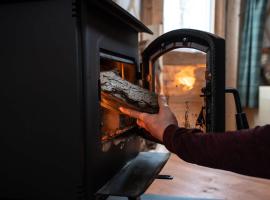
left=146, top=154, right=270, bottom=200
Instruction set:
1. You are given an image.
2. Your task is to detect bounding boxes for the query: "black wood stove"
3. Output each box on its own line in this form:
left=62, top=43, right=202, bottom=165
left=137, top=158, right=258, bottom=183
left=0, top=0, right=242, bottom=200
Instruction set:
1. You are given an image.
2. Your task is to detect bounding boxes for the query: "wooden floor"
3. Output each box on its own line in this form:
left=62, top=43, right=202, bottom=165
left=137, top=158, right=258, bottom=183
left=146, top=154, right=270, bottom=200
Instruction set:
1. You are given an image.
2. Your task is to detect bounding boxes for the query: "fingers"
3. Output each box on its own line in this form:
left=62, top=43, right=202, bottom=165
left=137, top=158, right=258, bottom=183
left=119, top=107, right=145, bottom=121
left=119, top=107, right=147, bottom=129
left=136, top=119, right=145, bottom=128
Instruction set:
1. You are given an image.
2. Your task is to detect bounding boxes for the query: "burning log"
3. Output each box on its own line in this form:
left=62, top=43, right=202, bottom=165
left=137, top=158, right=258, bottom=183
left=100, top=71, right=158, bottom=114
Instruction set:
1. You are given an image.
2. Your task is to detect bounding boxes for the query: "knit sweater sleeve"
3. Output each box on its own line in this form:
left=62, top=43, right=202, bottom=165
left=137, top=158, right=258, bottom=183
left=163, top=124, right=270, bottom=179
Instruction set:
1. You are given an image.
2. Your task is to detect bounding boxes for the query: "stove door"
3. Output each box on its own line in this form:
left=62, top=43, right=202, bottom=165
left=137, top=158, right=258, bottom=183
left=141, top=29, right=225, bottom=132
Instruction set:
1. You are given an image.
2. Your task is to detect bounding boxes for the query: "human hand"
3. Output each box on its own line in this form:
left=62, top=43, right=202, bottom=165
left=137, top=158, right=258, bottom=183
left=119, top=95, right=178, bottom=142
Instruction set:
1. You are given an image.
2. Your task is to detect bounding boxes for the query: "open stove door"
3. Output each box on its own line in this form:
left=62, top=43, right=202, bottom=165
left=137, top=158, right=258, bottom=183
left=141, top=29, right=225, bottom=132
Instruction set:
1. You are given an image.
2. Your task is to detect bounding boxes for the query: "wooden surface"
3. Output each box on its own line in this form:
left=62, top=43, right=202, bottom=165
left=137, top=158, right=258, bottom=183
left=146, top=154, right=270, bottom=200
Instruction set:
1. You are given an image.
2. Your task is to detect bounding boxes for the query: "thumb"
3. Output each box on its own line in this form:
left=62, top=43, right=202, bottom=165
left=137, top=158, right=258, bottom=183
left=158, top=95, right=169, bottom=111
left=136, top=119, right=146, bottom=129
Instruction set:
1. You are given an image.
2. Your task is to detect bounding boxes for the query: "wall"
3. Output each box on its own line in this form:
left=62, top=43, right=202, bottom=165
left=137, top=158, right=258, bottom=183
left=225, top=0, right=243, bottom=130
left=113, top=0, right=141, bottom=20
left=215, top=0, right=243, bottom=130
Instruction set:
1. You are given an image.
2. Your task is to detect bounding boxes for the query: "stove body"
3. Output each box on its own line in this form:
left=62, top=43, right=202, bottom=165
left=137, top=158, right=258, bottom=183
left=0, top=0, right=152, bottom=199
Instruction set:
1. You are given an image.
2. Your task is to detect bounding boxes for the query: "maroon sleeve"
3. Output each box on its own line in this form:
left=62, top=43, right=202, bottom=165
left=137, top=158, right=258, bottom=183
left=163, top=124, right=270, bottom=179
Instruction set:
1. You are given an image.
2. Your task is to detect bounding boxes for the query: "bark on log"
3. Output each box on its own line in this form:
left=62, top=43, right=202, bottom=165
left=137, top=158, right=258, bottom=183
left=100, top=71, right=158, bottom=114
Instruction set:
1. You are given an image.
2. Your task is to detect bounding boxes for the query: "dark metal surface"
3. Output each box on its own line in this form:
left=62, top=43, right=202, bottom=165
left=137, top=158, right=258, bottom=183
left=81, top=0, right=145, bottom=197
left=96, top=152, right=170, bottom=198
left=88, top=0, right=153, bottom=34
left=0, top=0, right=153, bottom=199
left=0, top=1, right=83, bottom=199
left=225, top=88, right=249, bottom=130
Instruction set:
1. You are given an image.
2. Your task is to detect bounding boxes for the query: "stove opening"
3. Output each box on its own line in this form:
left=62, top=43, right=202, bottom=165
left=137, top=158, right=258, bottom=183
left=99, top=51, right=138, bottom=143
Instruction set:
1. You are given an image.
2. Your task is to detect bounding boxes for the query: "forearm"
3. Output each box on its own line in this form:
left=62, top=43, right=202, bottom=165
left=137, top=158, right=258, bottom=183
left=163, top=125, right=270, bottom=179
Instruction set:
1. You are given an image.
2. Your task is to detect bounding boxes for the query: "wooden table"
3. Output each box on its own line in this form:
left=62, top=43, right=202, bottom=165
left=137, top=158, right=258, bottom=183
left=146, top=154, right=270, bottom=200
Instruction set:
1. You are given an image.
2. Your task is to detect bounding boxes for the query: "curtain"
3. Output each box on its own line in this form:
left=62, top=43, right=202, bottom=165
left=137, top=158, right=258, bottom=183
left=238, top=0, right=267, bottom=108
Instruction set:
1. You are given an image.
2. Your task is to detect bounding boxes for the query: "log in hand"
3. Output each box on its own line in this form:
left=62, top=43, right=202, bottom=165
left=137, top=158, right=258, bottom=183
left=119, top=95, right=178, bottom=142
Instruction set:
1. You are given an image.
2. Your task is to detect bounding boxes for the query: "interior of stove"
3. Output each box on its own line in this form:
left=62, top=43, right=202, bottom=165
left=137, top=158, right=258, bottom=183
left=100, top=51, right=138, bottom=142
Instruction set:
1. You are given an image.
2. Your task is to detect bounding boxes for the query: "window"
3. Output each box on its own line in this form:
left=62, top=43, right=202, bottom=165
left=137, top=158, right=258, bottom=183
left=163, top=0, right=215, bottom=34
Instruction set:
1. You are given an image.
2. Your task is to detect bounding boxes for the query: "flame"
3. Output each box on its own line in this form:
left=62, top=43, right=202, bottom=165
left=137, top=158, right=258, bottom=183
left=176, top=67, right=196, bottom=91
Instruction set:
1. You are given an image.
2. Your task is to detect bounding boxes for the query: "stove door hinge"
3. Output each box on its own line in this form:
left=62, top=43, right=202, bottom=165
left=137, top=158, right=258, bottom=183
left=72, top=0, right=81, bottom=19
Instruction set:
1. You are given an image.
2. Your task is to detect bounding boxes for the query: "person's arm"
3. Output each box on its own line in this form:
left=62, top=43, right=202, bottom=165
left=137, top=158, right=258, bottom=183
left=119, top=95, right=270, bottom=179
left=163, top=124, right=270, bottom=179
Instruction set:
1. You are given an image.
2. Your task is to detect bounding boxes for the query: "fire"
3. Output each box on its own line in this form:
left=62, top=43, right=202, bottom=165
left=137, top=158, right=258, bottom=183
left=176, top=67, right=196, bottom=91
left=178, top=76, right=195, bottom=90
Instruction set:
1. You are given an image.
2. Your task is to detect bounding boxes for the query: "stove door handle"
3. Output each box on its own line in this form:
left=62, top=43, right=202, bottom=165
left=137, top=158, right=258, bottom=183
left=225, top=88, right=249, bottom=130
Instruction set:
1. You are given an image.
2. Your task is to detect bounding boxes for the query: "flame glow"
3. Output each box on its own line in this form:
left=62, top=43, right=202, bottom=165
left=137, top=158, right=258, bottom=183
left=176, top=67, right=196, bottom=91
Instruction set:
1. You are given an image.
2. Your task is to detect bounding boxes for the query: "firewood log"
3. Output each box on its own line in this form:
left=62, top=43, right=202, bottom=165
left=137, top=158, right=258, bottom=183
left=100, top=71, right=158, bottom=114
